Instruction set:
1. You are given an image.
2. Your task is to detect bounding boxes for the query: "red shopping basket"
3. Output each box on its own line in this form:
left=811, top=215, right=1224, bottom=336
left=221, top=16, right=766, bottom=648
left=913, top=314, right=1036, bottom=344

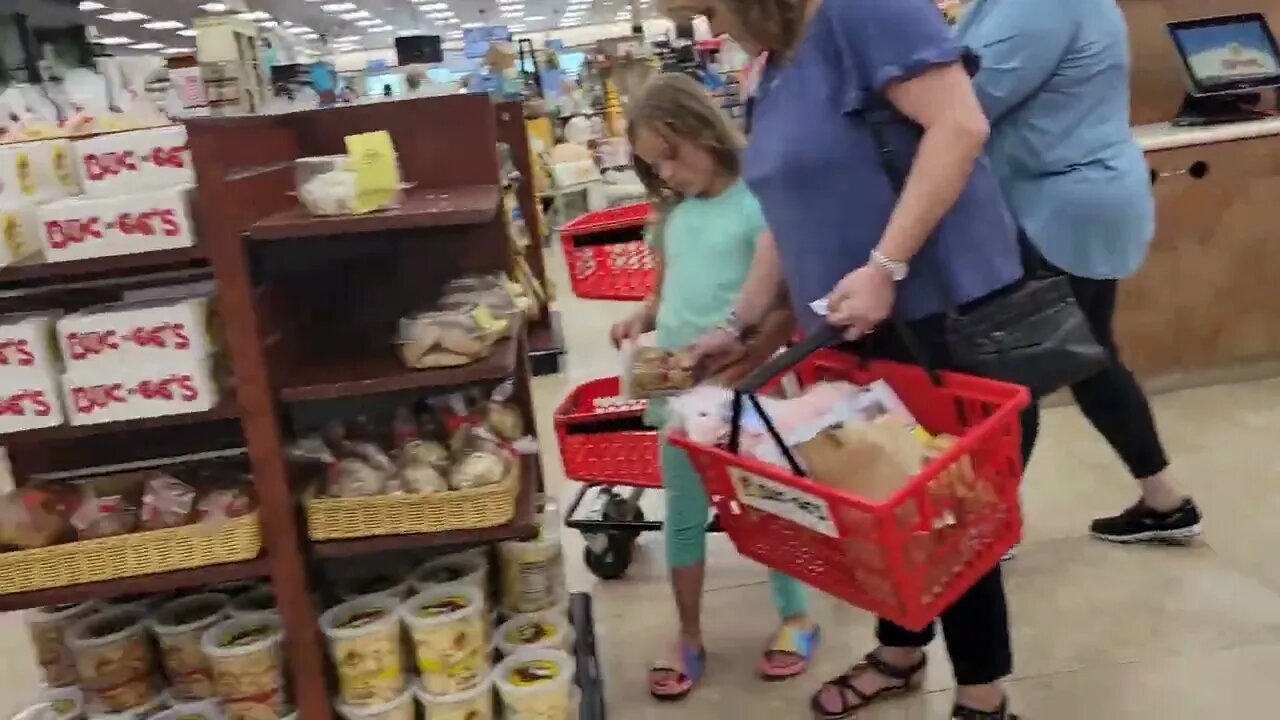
left=670, top=343, right=1030, bottom=631
left=554, top=376, right=662, bottom=489
left=560, top=202, right=657, bottom=301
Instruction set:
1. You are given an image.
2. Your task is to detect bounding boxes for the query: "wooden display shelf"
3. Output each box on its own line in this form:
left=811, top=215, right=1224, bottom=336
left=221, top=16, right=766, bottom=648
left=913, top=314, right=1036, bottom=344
left=0, top=555, right=270, bottom=613
left=0, top=400, right=240, bottom=443
left=247, top=185, right=503, bottom=241
left=0, top=248, right=207, bottom=287
left=278, top=330, right=521, bottom=403
left=310, top=454, right=541, bottom=558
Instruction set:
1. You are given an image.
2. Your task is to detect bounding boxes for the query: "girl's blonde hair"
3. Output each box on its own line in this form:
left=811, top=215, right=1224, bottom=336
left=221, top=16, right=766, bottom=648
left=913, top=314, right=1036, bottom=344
left=626, top=72, right=744, bottom=214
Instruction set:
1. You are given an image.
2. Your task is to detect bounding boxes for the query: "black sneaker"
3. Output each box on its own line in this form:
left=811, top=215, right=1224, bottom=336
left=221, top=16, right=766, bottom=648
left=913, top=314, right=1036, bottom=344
left=1090, top=498, right=1203, bottom=544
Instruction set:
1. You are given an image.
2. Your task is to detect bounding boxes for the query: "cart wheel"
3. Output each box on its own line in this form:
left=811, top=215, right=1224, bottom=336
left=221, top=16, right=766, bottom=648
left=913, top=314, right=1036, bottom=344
left=583, top=534, right=634, bottom=580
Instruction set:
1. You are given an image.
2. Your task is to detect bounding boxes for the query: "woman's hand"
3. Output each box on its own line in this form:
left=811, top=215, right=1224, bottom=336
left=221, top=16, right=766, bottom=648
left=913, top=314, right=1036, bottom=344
left=826, top=265, right=897, bottom=340
left=684, top=327, right=748, bottom=378
left=609, top=306, right=655, bottom=348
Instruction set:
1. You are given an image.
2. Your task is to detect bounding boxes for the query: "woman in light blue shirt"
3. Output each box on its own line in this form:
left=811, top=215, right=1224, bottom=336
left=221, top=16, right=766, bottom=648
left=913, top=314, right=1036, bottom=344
left=957, top=0, right=1202, bottom=542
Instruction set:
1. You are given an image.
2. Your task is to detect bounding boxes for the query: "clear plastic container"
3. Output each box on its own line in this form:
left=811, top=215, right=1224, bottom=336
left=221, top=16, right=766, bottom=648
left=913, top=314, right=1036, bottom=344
left=335, top=685, right=414, bottom=720
left=150, top=593, right=230, bottom=700
left=12, top=686, right=84, bottom=720
left=67, top=606, right=162, bottom=712
left=413, top=673, right=495, bottom=720
left=201, top=615, right=288, bottom=720
left=438, top=276, right=523, bottom=337
left=151, top=699, right=224, bottom=720
left=319, top=596, right=407, bottom=707
left=28, top=601, right=101, bottom=687
left=227, top=586, right=277, bottom=621
left=494, top=649, right=577, bottom=720
left=399, top=586, right=490, bottom=696
left=336, top=572, right=412, bottom=602
left=396, top=306, right=498, bottom=370
left=498, top=532, right=565, bottom=615
left=294, top=154, right=404, bottom=216
left=410, top=552, right=489, bottom=602
left=495, top=611, right=575, bottom=657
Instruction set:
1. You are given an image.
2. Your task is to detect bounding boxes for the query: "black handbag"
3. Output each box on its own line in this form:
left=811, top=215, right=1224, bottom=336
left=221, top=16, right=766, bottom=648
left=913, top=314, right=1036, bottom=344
left=859, top=103, right=1107, bottom=397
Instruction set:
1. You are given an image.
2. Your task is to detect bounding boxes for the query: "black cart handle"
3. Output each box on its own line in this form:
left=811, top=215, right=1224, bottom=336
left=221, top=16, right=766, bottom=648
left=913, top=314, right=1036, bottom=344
left=736, top=324, right=843, bottom=393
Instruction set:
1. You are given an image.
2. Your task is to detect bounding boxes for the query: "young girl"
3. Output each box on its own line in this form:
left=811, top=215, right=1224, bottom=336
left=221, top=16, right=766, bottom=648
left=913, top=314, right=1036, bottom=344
left=608, top=73, right=819, bottom=701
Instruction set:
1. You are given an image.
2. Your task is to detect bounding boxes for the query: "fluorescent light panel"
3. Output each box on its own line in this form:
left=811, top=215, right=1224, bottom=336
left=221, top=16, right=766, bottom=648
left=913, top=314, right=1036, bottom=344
left=177, top=29, right=199, bottom=36
left=163, top=47, right=195, bottom=54
left=525, top=15, right=546, bottom=20
left=237, top=11, right=271, bottom=20
left=198, top=2, right=227, bottom=10
left=99, top=10, right=149, bottom=22
left=340, top=10, right=372, bottom=19
left=129, top=42, right=163, bottom=50
left=95, top=36, right=134, bottom=45
left=356, top=19, right=382, bottom=26
left=322, top=3, right=358, bottom=11
left=142, top=20, right=184, bottom=30
left=77, top=1, right=105, bottom=11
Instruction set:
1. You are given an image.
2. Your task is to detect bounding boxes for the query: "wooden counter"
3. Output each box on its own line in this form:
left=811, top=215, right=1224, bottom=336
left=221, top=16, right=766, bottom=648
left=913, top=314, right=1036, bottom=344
left=1115, top=121, right=1280, bottom=389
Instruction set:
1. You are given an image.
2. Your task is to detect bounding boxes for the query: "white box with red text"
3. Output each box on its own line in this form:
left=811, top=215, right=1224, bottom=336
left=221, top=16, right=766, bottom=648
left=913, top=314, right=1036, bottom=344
left=37, top=186, right=196, bottom=262
left=0, top=314, right=60, bottom=383
left=56, top=296, right=212, bottom=374
left=61, top=356, right=218, bottom=426
left=0, top=372, right=64, bottom=434
left=72, top=126, right=194, bottom=198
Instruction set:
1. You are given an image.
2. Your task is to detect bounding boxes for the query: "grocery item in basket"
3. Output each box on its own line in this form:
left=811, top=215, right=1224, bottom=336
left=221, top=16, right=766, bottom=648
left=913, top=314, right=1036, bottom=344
left=320, top=596, right=408, bottom=706
left=201, top=615, right=288, bottom=720
left=400, top=587, right=489, bottom=695
left=335, top=685, right=414, bottom=720
left=394, top=443, right=449, bottom=495
left=622, top=345, right=695, bottom=399
left=0, top=486, right=73, bottom=549
left=28, top=601, right=100, bottom=686
left=194, top=486, right=257, bottom=523
left=325, top=458, right=390, bottom=498
left=399, top=439, right=451, bottom=473
left=448, top=449, right=509, bottom=491
left=486, top=381, right=525, bottom=442
left=794, top=416, right=923, bottom=503
left=498, top=532, right=564, bottom=615
left=69, top=492, right=138, bottom=540
left=494, top=649, right=576, bottom=720
left=138, top=473, right=196, bottom=531
left=337, top=571, right=412, bottom=602
left=151, top=593, right=230, bottom=699
left=396, top=307, right=497, bottom=370
left=67, top=606, right=162, bottom=712
left=495, top=612, right=574, bottom=656
left=228, top=586, right=277, bottom=620
left=413, top=674, right=495, bottom=720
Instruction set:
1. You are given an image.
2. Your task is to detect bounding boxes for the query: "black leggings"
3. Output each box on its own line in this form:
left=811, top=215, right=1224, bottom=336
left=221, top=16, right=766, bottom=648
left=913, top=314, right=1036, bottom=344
left=846, top=288, right=1039, bottom=687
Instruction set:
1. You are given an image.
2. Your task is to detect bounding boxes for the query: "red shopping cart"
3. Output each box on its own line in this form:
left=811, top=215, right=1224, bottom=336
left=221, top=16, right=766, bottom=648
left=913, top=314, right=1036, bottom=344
left=670, top=330, right=1030, bottom=631
left=560, top=202, right=657, bottom=302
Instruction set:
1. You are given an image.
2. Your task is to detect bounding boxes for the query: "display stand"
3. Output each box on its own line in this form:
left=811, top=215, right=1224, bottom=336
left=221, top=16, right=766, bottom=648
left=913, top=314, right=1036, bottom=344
left=0, top=94, right=599, bottom=720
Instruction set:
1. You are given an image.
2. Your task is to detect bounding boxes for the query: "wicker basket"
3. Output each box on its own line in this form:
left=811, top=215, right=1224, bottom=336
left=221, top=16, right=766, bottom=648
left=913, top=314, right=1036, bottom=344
left=0, top=513, right=262, bottom=596
left=304, top=461, right=520, bottom=541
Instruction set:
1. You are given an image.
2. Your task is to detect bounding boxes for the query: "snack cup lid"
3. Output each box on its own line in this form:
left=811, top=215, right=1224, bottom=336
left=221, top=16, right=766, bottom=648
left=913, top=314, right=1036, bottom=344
left=228, top=586, right=277, bottom=617
left=201, top=614, right=284, bottom=659
left=494, top=649, right=576, bottom=699
left=151, top=699, right=225, bottom=720
left=410, top=553, right=487, bottom=592
left=319, top=595, right=402, bottom=639
left=337, top=572, right=411, bottom=602
left=150, top=593, right=230, bottom=636
left=67, top=605, right=148, bottom=651
left=32, top=600, right=100, bottom=624
left=495, top=611, right=572, bottom=656
left=400, top=585, right=482, bottom=628
left=336, top=684, right=414, bottom=719
left=413, top=672, right=495, bottom=709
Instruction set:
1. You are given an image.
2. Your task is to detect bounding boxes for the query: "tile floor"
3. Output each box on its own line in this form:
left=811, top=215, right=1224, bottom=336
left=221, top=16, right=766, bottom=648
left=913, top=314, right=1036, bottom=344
left=3, top=247, right=1279, bottom=719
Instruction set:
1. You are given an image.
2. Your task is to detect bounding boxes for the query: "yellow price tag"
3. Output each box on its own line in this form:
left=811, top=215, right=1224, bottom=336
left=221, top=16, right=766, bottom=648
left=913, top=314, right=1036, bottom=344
left=472, top=305, right=509, bottom=336
left=344, top=130, right=402, bottom=215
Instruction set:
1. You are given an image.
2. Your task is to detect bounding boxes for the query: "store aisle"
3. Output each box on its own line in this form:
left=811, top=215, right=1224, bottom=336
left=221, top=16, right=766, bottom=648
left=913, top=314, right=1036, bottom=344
left=532, top=243, right=1280, bottom=719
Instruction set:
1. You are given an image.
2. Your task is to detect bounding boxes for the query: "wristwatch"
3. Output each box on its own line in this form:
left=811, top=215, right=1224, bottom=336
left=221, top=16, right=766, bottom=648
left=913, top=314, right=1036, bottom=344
left=870, top=249, right=910, bottom=282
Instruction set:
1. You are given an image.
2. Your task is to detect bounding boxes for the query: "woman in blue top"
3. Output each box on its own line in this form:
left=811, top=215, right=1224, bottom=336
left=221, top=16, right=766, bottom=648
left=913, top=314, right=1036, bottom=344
left=955, top=0, right=1203, bottom=544
left=682, top=0, right=1034, bottom=717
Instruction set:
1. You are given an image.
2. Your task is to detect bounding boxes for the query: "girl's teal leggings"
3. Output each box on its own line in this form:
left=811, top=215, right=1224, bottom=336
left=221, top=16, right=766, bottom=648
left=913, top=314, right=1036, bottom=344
left=661, top=440, right=809, bottom=619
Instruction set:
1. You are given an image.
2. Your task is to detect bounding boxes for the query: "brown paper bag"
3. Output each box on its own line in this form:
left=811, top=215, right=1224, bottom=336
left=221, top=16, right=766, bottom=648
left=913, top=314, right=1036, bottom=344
left=794, top=416, right=924, bottom=503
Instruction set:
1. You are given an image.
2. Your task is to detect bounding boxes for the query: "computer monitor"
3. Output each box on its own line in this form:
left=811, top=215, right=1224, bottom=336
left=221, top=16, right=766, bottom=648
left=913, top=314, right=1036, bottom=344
left=1168, top=13, right=1280, bottom=96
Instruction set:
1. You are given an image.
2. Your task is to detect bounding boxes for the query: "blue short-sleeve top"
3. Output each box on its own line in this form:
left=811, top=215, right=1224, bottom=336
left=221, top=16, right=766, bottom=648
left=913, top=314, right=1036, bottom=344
left=743, top=0, right=1023, bottom=332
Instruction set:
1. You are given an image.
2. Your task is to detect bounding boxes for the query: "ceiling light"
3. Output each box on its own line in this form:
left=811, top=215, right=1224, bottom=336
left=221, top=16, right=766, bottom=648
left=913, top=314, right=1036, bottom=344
left=237, top=11, right=272, bottom=21
left=322, top=2, right=357, bottom=10
left=288, top=26, right=314, bottom=34
left=199, top=2, right=227, bottom=10
left=163, top=47, right=195, bottom=54
left=440, top=17, right=460, bottom=24
left=425, top=11, right=453, bottom=19
left=260, top=20, right=279, bottom=28
left=421, top=2, right=449, bottom=8
left=356, top=19, right=381, bottom=26
left=334, top=35, right=359, bottom=42
left=142, top=20, right=184, bottom=30
left=129, top=42, right=164, bottom=50
left=340, top=10, right=371, bottom=19
left=368, top=25, right=395, bottom=32
left=561, top=19, right=583, bottom=26
left=77, top=1, right=105, bottom=10
left=461, top=21, right=483, bottom=28
left=99, top=10, right=149, bottom=22
left=447, top=30, right=463, bottom=38
left=95, top=36, right=134, bottom=45
left=525, top=15, right=546, bottom=20
left=508, top=24, right=527, bottom=31
left=177, top=29, right=199, bottom=36
left=303, top=33, right=321, bottom=39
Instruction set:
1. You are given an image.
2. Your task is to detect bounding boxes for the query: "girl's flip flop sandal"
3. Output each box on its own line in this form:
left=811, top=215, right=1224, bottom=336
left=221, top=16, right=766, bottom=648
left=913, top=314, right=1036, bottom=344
left=648, top=643, right=706, bottom=701
left=759, top=624, right=821, bottom=680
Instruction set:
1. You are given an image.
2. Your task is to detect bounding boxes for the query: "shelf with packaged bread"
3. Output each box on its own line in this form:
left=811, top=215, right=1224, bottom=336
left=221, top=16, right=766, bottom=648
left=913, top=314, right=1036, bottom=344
left=0, top=398, right=240, bottom=444
left=246, top=184, right=503, bottom=241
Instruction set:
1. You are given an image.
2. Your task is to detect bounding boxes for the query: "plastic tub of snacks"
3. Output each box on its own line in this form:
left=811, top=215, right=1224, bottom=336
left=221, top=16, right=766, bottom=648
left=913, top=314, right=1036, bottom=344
left=336, top=572, right=412, bottom=603
left=150, top=593, right=230, bottom=700
left=67, top=606, right=162, bottom=712
left=227, top=586, right=277, bottom=621
left=201, top=615, right=288, bottom=720
left=396, top=306, right=500, bottom=370
left=319, top=595, right=408, bottom=707
left=12, top=687, right=84, bottom=720
left=28, top=601, right=101, bottom=687
left=335, top=685, right=415, bottom=720
left=495, top=611, right=575, bottom=656
left=494, top=649, right=577, bottom=720
left=499, top=533, right=565, bottom=615
left=151, top=699, right=224, bottom=720
left=86, top=693, right=166, bottom=719
left=414, top=673, right=495, bottom=720
left=400, top=586, right=490, bottom=695
left=410, top=552, right=489, bottom=603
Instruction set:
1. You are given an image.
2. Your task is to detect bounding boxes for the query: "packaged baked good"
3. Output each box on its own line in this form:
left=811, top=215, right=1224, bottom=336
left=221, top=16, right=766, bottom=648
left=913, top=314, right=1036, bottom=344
left=413, top=673, right=495, bottom=720
left=438, top=276, right=520, bottom=340
left=228, top=586, right=277, bottom=620
left=448, top=448, right=512, bottom=491
left=28, top=601, right=100, bottom=686
left=150, top=593, right=230, bottom=699
left=494, top=649, right=576, bottom=720
left=495, top=611, right=575, bottom=656
left=0, top=487, right=72, bottom=549
left=621, top=344, right=695, bottom=400
left=335, top=685, right=414, bottom=720
left=67, top=606, right=162, bottom=712
left=400, top=586, right=489, bottom=695
left=194, top=485, right=256, bottom=523
left=201, top=615, right=288, bottom=720
left=325, top=458, right=389, bottom=498
left=138, top=473, right=196, bottom=531
left=336, top=571, right=412, bottom=602
left=320, top=596, right=407, bottom=706
left=498, top=531, right=565, bottom=615
left=394, top=441, right=449, bottom=495
left=396, top=307, right=498, bottom=369
left=11, top=686, right=84, bottom=720
left=486, top=381, right=525, bottom=442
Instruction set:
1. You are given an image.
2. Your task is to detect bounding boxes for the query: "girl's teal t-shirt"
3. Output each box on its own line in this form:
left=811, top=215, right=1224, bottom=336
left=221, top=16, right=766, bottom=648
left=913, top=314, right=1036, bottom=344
left=644, top=179, right=767, bottom=426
